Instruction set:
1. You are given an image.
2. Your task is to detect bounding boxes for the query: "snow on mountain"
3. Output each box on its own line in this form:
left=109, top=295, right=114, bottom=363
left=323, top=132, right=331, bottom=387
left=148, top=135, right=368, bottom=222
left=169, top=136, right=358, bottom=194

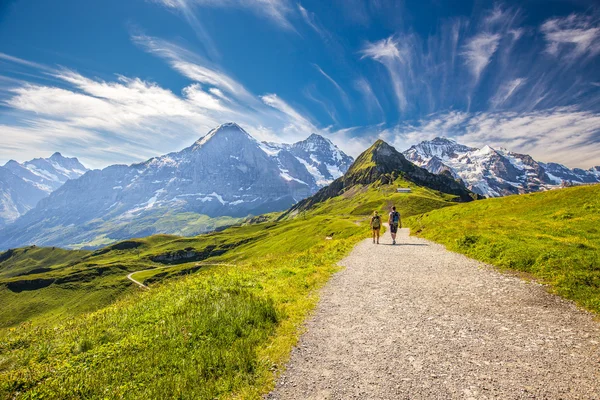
left=0, top=167, right=48, bottom=229
left=0, top=153, right=87, bottom=228
left=0, top=123, right=353, bottom=249
left=262, top=133, right=354, bottom=187
left=404, top=137, right=600, bottom=197
left=4, top=152, right=88, bottom=194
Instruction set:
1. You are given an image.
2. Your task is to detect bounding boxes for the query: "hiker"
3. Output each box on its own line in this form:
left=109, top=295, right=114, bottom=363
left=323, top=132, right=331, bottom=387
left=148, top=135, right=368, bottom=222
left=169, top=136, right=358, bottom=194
left=388, top=206, right=401, bottom=245
left=370, top=211, right=381, bottom=244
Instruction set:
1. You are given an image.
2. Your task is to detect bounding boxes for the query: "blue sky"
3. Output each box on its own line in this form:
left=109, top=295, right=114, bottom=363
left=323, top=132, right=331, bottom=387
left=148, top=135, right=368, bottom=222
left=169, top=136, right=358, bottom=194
left=1, top=0, right=599, bottom=169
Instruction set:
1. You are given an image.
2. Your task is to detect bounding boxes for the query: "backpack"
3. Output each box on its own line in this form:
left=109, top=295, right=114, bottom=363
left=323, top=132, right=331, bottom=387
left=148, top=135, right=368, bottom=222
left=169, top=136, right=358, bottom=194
left=372, top=215, right=381, bottom=228
left=392, top=211, right=400, bottom=224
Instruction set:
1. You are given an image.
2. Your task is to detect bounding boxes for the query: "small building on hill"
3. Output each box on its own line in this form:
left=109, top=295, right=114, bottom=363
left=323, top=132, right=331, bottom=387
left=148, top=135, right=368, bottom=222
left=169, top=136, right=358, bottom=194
left=396, top=188, right=412, bottom=193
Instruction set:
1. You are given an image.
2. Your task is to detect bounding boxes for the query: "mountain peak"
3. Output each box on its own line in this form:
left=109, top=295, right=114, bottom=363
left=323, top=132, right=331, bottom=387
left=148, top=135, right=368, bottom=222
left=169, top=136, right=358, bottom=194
left=306, top=133, right=330, bottom=143
left=50, top=152, right=64, bottom=159
left=430, top=137, right=456, bottom=144
left=194, top=122, right=253, bottom=148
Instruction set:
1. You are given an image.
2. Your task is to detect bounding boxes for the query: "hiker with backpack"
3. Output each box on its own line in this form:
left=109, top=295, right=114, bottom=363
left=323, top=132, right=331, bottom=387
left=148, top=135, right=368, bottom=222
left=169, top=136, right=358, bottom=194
left=370, top=211, right=381, bottom=244
left=388, top=206, right=401, bottom=245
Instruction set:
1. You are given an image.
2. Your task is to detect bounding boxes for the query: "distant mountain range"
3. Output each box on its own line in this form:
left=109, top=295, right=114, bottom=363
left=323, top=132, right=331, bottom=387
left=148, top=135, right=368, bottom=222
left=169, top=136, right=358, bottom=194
left=404, top=137, right=600, bottom=197
left=2, top=124, right=599, bottom=249
left=0, top=153, right=87, bottom=228
left=0, top=123, right=353, bottom=249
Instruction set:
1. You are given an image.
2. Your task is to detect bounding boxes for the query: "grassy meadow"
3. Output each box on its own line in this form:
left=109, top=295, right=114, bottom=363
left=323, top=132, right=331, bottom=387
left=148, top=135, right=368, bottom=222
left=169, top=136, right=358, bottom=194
left=406, top=184, right=600, bottom=313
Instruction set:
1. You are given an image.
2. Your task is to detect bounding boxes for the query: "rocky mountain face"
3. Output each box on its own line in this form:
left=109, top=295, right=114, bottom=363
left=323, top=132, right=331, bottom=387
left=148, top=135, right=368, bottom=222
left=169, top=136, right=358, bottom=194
left=4, top=152, right=88, bottom=194
left=287, top=139, right=479, bottom=214
left=0, top=123, right=353, bottom=249
left=404, top=138, right=600, bottom=197
left=263, top=133, right=354, bottom=187
left=0, top=153, right=87, bottom=228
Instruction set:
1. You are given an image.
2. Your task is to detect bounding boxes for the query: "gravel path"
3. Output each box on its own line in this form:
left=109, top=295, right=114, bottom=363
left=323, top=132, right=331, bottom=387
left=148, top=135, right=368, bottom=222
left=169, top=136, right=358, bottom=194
left=268, top=228, right=600, bottom=399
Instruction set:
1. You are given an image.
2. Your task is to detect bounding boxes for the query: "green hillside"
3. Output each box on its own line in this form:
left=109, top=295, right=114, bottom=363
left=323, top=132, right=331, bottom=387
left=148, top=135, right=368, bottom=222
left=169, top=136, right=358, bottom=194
left=0, top=215, right=368, bottom=399
left=406, top=184, right=600, bottom=313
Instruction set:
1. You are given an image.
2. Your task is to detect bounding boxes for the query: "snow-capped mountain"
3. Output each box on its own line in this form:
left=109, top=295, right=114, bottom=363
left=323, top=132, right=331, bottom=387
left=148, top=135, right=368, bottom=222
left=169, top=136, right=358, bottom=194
left=404, top=137, right=600, bottom=197
left=4, top=152, right=87, bottom=194
left=0, top=167, right=47, bottom=229
left=0, top=123, right=352, bottom=249
left=261, top=133, right=354, bottom=187
left=0, top=153, right=87, bottom=228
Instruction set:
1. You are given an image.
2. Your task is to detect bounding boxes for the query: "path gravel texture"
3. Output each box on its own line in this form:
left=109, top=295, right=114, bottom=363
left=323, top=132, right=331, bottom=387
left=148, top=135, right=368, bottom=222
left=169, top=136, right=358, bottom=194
left=268, top=228, right=600, bottom=399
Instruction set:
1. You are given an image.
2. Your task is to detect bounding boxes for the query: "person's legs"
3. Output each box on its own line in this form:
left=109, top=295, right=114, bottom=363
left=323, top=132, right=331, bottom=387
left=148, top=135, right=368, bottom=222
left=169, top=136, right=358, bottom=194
left=375, top=228, right=380, bottom=244
left=372, top=229, right=376, bottom=243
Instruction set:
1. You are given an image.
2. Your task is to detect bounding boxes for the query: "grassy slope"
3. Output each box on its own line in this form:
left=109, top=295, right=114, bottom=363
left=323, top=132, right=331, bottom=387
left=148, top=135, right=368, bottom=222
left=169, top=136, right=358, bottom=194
left=0, top=179, right=458, bottom=399
left=406, top=185, right=600, bottom=313
left=1, top=216, right=363, bottom=399
left=294, top=176, right=458, bottom=219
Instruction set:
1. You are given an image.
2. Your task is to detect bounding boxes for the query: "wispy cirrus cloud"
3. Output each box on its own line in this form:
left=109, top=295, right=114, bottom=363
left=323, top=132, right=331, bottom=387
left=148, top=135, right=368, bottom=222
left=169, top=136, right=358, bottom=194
left=461, top=32, right=501, bottom=83
left=297, top=3, right=326, bottom=39
left=260, top=93, right=317, bottom=134
left=489, top=78, right=526, bottom=109
left=354, top=77, right=383, bottom=119
left=132, top=34, right=254, bottom=102
left=360, top=36, right=409, bottom=112
left=152, top=0, right=295, bottom=31
left=541, top=14, right=600, bottom=61
left=312, top=63, right=351, bottom=111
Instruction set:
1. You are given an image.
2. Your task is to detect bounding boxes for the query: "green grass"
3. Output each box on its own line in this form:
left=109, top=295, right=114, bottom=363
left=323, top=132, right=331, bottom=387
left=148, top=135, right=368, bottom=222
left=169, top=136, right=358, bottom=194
left=406, top=184, right=600, bottom=313
left=293, top=176, right=458, bottom=219
left=0, top=178, right=463, bottom=399
left=0, top=216, right=366, bottom=399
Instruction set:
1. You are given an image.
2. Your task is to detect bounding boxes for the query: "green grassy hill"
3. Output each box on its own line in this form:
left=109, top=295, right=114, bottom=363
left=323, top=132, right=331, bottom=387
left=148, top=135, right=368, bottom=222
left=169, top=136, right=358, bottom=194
left=0, top=215, right=368, bottom=399
left=406, top=184, right=600, bottom=313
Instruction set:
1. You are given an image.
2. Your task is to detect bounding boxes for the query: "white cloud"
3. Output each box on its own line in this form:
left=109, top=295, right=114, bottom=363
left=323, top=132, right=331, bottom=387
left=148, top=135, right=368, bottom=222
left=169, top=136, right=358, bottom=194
left=360, top=36, right=409, bottom=112
left=0, top=52, right=50, bottom=71
left=360, top=36, right=403, bottom=60
left=541, top=14, right=600, bottom=60
left=260, top=93, right=317, bottom=135
left=153, top=0, right=295, bottom=31
left=490, top=78, right=526, bottom=109
left=461, top=32, right=501, bottom=83
left=298, top=3, right=325, bottom=38
left=354, top=77, right=383, bottom=118
left=313, top=64, right=351, bottom=111
left=303, top=85, right=339, bottom=125
left=132, top=34, right=254, bottom=102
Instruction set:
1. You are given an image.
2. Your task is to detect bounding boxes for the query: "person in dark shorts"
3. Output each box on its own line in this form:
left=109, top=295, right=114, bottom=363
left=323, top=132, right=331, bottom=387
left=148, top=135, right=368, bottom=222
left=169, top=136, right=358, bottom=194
left=370, top=211, right=381, bottom=244
left=388, top=206, right=401, bottom=245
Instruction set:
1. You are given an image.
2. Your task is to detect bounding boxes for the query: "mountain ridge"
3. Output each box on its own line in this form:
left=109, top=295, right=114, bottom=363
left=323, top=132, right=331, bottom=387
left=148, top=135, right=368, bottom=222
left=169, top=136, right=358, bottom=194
left=0, top=123, right=353, bottom=250
left=404, top=137, right=600, bottom=197
left=0, top=153, right=87, bottom=228
left=285, top=139, right=479, bottom=216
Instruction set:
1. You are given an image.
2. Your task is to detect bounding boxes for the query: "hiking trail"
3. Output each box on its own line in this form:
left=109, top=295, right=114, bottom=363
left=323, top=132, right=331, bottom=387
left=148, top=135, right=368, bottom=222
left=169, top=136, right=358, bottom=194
left=268, top=228, right=600, bottom=399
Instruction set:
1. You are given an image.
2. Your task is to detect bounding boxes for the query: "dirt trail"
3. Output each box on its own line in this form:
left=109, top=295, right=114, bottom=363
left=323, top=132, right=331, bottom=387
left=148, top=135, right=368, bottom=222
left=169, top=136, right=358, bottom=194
left=126, top=263, right=236, bottom=289
left=268, top=228, right=600, bottom=399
